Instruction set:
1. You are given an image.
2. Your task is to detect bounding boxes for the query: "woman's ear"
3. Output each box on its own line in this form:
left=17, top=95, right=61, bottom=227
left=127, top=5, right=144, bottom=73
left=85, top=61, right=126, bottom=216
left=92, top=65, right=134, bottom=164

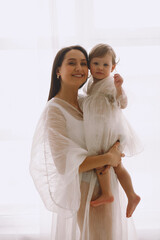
left=56, top=67, right=61, bottom=79
left=111, top=64, right=116, bottom=72
left=56, top=67, right=60, bottom=75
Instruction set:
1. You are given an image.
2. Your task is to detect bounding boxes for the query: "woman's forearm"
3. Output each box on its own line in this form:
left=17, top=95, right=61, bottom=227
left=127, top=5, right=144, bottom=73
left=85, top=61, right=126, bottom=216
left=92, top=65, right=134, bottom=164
left=79, top=142, right=123, bottom=173
left=79, top=153, right=112, bottom=173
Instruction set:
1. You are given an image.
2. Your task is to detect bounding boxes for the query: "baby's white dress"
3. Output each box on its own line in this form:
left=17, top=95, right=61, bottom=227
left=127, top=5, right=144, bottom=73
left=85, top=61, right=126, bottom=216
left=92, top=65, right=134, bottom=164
left=80, top=75, right=142, bottom=157
left=30, top=97, right=138, bottom=240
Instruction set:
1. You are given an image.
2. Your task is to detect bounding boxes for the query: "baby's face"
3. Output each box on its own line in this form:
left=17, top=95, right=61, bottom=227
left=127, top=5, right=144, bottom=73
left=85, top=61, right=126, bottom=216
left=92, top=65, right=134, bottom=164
left=90, top=54, right=115, bottom=81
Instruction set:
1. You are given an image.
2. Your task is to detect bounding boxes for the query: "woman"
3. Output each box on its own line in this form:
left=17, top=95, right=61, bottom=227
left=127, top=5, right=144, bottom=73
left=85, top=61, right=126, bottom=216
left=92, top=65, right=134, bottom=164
left=30, top=45, right=137, bottom=240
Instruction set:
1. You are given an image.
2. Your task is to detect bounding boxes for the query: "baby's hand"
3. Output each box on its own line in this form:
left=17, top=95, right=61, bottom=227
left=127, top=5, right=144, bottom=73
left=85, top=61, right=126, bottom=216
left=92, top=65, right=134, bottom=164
left=114, top=73, right=123, bottom=89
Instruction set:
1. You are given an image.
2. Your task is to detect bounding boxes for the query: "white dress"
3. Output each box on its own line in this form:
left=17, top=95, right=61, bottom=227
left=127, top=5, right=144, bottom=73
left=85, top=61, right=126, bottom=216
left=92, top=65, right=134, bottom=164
left=30, top=97, right=138, bottom=240
left=80, top=75, right=142, bottom=157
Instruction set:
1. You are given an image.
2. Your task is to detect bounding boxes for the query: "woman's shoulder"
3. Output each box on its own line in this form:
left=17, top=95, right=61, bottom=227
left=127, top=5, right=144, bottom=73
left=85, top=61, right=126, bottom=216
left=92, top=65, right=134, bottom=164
left=46, top=98, right=83, bottom=120
left=41, top=98, right=66, bottom=123
left=46, top=98, right=70, bottom=112
left=47, top=97, right=61, bottom=107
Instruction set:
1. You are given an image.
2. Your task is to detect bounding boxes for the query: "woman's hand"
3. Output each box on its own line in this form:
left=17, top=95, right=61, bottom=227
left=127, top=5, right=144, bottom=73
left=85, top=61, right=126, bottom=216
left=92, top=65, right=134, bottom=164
left=104, top=141, right=125, bottom=167
left=79, top=141, right=124, bottom=173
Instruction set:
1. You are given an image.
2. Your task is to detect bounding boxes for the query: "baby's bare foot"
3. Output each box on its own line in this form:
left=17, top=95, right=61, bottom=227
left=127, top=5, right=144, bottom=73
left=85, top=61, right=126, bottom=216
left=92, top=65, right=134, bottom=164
left=126, top=194, right=141, bottom=218
left=90, top=194, right=114, bottom=207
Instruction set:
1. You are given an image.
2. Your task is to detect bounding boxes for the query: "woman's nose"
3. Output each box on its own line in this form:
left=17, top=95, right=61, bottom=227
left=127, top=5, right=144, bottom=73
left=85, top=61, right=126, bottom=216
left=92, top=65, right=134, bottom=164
left=75, top=63, right=82, bottom=71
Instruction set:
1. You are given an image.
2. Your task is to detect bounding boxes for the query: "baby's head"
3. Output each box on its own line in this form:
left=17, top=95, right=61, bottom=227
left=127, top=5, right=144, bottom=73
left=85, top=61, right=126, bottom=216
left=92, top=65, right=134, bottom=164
left=89, top=44, right=117, bottom=81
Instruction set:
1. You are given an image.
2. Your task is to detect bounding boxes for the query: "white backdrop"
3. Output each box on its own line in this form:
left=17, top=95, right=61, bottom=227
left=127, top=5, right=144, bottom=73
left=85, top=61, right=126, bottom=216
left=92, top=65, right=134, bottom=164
left=0, top=0, right=160, bottom=239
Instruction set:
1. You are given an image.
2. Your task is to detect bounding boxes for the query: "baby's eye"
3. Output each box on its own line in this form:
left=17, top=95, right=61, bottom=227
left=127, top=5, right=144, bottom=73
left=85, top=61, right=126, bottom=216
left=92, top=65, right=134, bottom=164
left=104, top=64, right=108, bottom=67
left=93, top=62, right=98, bottom=65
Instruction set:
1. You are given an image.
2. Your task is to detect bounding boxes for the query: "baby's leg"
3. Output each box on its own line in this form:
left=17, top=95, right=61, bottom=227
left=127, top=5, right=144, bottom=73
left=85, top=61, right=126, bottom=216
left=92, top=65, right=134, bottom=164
left=90, top=166, right=114, bottom=207
left=114, top=163, right=141, bottom=218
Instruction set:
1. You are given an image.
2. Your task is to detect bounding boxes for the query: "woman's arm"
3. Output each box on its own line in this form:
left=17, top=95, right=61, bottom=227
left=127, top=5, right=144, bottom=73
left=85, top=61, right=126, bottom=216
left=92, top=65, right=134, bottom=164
left=30, top=103, right=89, bottom=217
left=79, top=142, right=124, bottom=173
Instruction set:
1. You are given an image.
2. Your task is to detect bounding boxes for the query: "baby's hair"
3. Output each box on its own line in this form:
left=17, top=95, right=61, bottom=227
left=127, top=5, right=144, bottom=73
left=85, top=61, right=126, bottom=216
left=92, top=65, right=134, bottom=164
left=89, top=43, right=117, bottom=65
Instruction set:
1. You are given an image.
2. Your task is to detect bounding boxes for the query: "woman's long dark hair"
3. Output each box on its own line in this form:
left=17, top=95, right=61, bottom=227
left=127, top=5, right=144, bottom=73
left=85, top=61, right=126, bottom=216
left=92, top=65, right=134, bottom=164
left=48, top=45, right=89, bottom=101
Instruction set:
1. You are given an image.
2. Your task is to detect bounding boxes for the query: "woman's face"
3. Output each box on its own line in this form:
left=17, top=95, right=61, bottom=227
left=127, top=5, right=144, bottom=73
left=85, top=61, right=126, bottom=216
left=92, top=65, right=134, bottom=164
left=57, top=49, right=88, bottom=88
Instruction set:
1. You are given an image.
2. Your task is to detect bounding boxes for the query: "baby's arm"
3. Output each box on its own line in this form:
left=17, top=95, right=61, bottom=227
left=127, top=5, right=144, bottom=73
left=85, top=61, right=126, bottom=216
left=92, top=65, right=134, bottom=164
left=114, top=73, right=128, bottom=109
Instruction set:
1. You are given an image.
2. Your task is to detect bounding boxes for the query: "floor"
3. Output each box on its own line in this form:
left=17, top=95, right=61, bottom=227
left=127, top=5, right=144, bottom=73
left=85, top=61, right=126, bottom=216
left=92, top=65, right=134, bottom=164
left=0, top=230, right=160, bottom=240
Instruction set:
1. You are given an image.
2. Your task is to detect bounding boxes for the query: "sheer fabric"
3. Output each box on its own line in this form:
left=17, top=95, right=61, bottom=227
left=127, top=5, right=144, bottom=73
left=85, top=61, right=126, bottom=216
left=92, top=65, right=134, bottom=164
left=30, top=97, right=137, bottom=239
left=80, top=76, right=143, bottom=157
left=30, top=98, right=87, bottom=218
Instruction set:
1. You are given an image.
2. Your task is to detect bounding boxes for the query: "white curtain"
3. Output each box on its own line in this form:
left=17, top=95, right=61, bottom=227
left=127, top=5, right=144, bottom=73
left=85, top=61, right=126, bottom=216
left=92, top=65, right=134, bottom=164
left=0, top=0, right=160, bottom=239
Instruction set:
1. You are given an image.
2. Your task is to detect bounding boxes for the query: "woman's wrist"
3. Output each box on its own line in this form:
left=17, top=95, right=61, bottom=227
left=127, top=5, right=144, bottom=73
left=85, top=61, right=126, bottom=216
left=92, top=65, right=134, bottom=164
left=102, top=152, right=112, bottom=165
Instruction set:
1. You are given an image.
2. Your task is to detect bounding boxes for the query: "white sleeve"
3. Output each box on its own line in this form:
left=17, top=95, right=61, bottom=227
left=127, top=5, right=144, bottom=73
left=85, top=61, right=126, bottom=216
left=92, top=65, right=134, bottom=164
left=117, top=89, right=128, bottom=109
left=30, top=103, right=88, bottom=218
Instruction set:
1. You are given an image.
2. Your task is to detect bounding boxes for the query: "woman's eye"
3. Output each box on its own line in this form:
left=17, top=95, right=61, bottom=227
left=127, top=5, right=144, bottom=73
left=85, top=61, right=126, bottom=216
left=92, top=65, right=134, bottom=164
left=68, top=62, right=75, bottom=65
left=81, top=62, right=87, bottom=66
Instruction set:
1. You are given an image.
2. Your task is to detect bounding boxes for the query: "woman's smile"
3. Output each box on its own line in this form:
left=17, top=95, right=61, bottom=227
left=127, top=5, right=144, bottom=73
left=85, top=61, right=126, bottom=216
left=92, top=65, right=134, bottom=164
left=72, top=74, right=84, bottom=77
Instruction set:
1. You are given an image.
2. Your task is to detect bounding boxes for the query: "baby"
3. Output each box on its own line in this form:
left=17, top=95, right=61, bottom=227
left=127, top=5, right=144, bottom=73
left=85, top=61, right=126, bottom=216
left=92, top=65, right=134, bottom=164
left=81, top=44, right=141, bottom=218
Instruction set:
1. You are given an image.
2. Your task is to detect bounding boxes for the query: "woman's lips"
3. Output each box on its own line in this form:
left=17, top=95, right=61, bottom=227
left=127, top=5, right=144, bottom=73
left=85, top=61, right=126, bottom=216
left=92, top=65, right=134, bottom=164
left=72, top=74, right=84, bottom=77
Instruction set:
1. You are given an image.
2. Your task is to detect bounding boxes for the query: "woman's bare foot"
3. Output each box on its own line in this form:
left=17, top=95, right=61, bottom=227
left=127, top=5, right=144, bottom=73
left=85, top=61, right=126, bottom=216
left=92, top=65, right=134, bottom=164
left=126, top=194, right=141, bottom=218
left=90, top=194, right=114, bottom=207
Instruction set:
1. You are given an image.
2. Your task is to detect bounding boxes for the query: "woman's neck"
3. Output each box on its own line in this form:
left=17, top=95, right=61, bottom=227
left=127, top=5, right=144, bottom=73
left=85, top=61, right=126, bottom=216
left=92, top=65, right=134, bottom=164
left=55, top=85, right=80, bottom=110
